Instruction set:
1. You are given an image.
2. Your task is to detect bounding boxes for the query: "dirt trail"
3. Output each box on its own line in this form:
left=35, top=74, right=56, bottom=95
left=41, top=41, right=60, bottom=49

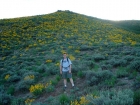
left=35, top=78, right=86, bottom=103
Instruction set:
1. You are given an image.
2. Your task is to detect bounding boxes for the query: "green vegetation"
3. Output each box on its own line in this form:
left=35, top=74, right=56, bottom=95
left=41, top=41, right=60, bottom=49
left=110, top=20, right=140, bottom=34
left=0, top=10, right=140, bottom=105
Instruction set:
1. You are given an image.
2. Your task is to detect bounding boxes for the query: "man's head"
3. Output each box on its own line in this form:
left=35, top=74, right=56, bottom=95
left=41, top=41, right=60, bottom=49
left=63, top=52, right=67, bottom=58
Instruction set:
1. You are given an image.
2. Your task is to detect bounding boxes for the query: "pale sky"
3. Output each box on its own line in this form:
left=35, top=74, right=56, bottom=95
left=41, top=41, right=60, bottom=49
left=0, top=0, right=140, bottom=20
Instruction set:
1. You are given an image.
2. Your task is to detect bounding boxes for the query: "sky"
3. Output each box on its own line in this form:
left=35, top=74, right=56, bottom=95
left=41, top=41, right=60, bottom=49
left=0, top=0, right=140, bottom=20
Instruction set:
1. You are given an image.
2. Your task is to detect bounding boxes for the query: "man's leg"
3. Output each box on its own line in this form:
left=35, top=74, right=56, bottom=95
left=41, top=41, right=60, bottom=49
left=70, top=78, right=74, bottom=87
left=64, top=79, right=67, bottom=87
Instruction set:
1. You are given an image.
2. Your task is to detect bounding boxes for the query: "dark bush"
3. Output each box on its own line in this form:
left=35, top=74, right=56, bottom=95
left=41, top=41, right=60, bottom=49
left=124, top=55, right=134, bottom=62
left=133, top=89, right=140, bottom=105
left=85, top=70, right=114, bottom=86
left=72, top=60, right=88, bottom=73
left=87, top=76, right=98, bottom=86
left=77, top=70, right=85, bottom=78
left=11, top=98, right=25, bottom=105
left=0, top=85, right=5, bottom=93
left=8, top=75, right=21, bottom=82
left=96, top=70, right=114, bottom=81
left=133, top=76, right=140, bottom=90
left=7, top=85, right=15, bottom=95
left=93, top=54, right=106, bottom=62
left=116, top=67, right=129, bottom=78
left=80, top=45, right=92, bottom=51
left=16, top=79, right=35, bottom=92
left=37, top=64, right=47, bottom=73
left=0, top=92, right=12, bottom=105
left=46, top=85, right=55, bottom=93
left=104, top=77, right=117, bottom=87
left=106, top=58, right=127, bottom=67
left=101, top=64, right=112, bottom=70
left=129, top=60, right=140, bottom=72
left=59, top=94, right=70, bottom=105
left=86, top=89, right=134, bottom=105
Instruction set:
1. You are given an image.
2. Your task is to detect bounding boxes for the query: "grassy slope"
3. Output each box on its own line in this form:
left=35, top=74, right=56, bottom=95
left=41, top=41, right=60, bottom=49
left=109, top=20, right=140, bottom=34
left=0, top=10, right=140, bottom=104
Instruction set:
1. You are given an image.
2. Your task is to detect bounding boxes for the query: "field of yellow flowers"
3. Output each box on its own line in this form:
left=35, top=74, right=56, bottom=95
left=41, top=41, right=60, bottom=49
left=0, top=10, right=140, bottom=105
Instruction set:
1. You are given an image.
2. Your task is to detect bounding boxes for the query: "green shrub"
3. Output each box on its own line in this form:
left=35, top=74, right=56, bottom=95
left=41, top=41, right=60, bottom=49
left=133, top=82, right=140, bottom=90
left=80, top=45, right=93, bottom=51
left=113, top=59, right=127, bottom=67
left=72, top=60, right=89, bottom=73
left=77, top=70, right=85, bottom=78
left=46, top=85, right=55, bottom=93
left=93, top=64, right=99, bottom=71
left=93, top=54, right=106, bottom=62
left=45, top=54, right=58, bottom=63
left=22, top=71, right=39, bottom=80
left=86, top=61, right=95, bottom=69
left=55, top=75, right=61, bottom=82
left=45, top=95, right=61, bottom=105
left=11, top=98, right=25, bottom=105
left=96, top=70, right=114, bottom=82
left=0, top=92, right=12, bottom=105
left=132, top=70, right=138, bottom=77
left=45, top=96, right=54, bottom=104
left=87, top=76, right=98, bottom=86
left=124, top=55, right=134, bottom=62
left=133, top=89, right=140, bottom=105
left=86, top=89, right=134, bottom=105
left=59, top=94, right=70, bottom=105
left=123, top=51, right=132, bottom=55
left=0, top=85, right=5, bottom=94
left=0, top=78, right=5, bottom=85
left=119, top=59, right=128, bottom=67
left=101, top=64, right=108, bottom=70
left=7, top=85, right=15, bottom=95
left=116, top=67, right=129, bottom=78
left=133, top=75, right=140, bottom=90
left=129, top=60, right=140, bottom=72
left=51, top=80, right=58, bottom=86
left=131, top=48, right=140, bottom=56
left=8, top=75, right=21, bottom=82
left=37, top=64, right=47, bottom=73
left=86, top=70, right=114, bottom=86
left=2, top=71, right=14, bottom=80
left=105, top=58, right=119, bottom=67
left=86, top=71, right=96, bottom=80
left=101, top=64, right=112, bottom=70
left=136, top=76, right=140, bottom=82
left=45, top=64, right=58, bottom=75
left=16, top=79, right=35, bottom=92
left=17, top=69, right=28, bottom=76
left=106, top=58, right=127, bottom=67
left=104, top=77, right=117, bottom=87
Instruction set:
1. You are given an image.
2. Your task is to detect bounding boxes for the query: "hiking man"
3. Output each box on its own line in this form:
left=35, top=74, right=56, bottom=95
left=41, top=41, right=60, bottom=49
left=60, top=52, right=74, bottom=90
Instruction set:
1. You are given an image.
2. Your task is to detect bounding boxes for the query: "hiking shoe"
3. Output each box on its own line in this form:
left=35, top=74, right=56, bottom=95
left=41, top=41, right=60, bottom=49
left=72, top=86, right=75, bottom=89
left=63, top=87, right=67, bottom=91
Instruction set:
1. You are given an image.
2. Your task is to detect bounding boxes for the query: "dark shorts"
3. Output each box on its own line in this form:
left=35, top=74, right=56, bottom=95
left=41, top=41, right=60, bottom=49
left=62, top=71, right=72, bottom=79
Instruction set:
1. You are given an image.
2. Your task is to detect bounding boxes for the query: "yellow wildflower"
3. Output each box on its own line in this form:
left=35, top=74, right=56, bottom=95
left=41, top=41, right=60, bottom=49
left=24, top=75, right=35, bottom=80
left=25, top=98, right=35, bottom=105
left=46, top=59, right=52, bottom=63
left=5, top=74, right=10, bottom=80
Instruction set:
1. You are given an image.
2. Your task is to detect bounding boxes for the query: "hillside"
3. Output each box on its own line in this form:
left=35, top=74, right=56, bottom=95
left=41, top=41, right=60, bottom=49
left=0, top=10, right=140, bottom=105
left=109, top=20, right=140, bottom=34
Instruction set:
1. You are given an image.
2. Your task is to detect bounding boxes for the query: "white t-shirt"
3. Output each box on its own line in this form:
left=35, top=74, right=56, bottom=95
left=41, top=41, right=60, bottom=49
left=60, top=58, right=72, bottom=72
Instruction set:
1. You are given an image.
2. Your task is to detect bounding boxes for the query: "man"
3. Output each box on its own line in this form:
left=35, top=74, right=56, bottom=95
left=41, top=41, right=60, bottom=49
left=60, top=52, right=74, bottom=91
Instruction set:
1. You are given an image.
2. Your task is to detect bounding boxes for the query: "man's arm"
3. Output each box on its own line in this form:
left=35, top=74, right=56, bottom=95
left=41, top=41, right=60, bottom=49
left=69, top=64, right=72, bottom=73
